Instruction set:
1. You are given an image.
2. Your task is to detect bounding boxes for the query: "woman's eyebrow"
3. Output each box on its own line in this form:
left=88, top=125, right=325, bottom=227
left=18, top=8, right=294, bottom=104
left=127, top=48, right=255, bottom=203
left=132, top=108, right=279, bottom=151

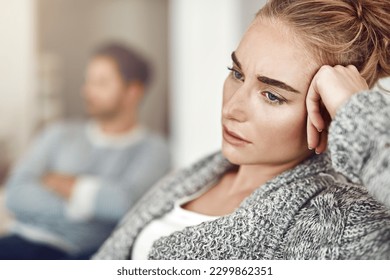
left=231, top=51, right=242, bottom=68
left=232, top=51, right=300, bottom=94
left=257, top=76, right=300, bottom=94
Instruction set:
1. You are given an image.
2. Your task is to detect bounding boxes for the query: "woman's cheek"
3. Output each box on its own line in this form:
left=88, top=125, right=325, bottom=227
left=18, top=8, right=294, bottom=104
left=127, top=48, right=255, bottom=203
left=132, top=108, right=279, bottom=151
left=284, top=106, right=310, bottom=148
left=260, top=105, right=306, bottom=142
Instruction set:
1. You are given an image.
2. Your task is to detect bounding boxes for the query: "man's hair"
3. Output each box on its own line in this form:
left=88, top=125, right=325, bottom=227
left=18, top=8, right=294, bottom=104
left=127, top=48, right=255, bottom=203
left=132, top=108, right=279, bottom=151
left=93, top=43, right=152, bottom=86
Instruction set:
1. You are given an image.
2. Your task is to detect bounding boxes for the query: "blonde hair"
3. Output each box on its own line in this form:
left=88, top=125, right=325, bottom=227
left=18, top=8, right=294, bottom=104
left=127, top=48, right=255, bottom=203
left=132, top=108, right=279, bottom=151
left=257, top=0, right=390, bottom=88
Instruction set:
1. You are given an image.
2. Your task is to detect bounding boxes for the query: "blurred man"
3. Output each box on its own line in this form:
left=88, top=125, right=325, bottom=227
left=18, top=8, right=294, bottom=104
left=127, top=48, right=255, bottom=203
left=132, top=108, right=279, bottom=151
left=0, top=43, right=171, bottom=259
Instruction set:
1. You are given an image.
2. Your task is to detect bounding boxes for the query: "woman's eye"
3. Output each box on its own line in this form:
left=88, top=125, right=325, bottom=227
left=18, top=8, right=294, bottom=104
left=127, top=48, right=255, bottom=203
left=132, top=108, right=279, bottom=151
left=266, top=92, right=278, bottom=101
left=227, top=67, right=244, bottom=81
left=233, top=70, right=243, bottom=80
left=261, top=91, right=285, bottom=105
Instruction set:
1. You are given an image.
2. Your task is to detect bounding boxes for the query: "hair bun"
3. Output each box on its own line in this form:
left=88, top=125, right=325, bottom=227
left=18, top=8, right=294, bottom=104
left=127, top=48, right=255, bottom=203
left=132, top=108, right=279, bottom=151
left=257, top=0, right=390, bottom=87
left=357, top=0, right=390, bottom=79
left=350, top=0, right=364, bottom=21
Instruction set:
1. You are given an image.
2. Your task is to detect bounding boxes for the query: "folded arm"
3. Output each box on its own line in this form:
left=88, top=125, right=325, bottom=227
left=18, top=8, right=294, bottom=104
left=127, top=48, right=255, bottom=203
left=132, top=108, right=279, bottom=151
left=64, top=139, right=171, bottom=223
left=5, top=124, right=67, bottom=219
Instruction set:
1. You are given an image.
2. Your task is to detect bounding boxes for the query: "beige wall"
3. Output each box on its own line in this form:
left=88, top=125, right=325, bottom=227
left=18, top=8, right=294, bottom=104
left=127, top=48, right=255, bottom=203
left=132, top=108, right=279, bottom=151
left=0, top=0, right=37, bottom=162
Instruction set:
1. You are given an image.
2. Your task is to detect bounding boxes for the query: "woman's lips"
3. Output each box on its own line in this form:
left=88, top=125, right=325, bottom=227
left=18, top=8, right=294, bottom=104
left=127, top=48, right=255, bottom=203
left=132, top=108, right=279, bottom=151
left=223, top=125, right=251, bottom=147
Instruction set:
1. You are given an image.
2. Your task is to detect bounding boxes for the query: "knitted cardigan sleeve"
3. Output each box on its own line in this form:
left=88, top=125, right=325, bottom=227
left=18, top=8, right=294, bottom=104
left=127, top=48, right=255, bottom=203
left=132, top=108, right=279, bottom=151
left=328, top=90, right=390, bottom=208
left=315, top=90, right=390, bottom=259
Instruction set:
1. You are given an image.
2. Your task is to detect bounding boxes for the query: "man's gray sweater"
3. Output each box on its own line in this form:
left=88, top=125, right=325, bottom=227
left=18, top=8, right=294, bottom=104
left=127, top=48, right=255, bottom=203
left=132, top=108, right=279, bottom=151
left=5, top=122, right=171, bottom=254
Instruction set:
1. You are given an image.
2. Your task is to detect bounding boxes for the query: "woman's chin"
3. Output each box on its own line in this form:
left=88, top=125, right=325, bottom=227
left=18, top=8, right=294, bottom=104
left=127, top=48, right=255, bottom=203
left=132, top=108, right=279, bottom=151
left=222, top=144, right=248, bottom=165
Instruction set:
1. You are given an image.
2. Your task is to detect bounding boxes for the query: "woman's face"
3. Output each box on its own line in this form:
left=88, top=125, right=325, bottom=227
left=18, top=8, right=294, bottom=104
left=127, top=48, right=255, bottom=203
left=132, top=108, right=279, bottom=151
left=222, top=18, right=319, bottom=166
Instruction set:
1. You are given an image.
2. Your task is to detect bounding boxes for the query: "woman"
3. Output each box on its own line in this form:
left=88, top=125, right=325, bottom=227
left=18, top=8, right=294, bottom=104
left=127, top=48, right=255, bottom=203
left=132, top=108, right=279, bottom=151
left=94, top=0, right=390, bottom=259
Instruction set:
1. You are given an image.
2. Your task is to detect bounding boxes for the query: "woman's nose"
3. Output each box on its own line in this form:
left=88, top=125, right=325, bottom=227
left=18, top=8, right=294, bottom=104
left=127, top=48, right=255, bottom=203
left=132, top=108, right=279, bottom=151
left=222, top=86, right=248, bottom=123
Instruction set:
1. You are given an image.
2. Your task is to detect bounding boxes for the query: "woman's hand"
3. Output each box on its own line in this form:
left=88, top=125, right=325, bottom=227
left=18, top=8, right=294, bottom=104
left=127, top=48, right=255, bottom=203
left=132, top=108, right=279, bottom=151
left=306, top=65, right=369, bottom=154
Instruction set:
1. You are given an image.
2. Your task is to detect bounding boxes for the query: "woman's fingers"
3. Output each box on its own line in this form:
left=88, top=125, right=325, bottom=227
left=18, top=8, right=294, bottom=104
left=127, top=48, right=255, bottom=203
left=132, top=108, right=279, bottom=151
left=315, top=129, right=328, bottom=154
left=307, top=109, right=329, bottom=153
left=307, top=116, right=320, bottom=150
left=306, top=73, right=326, bottom=152
left=306, top=75, right=326, bottom=132
left=307, top=111, right=330, bottom=153
left=306, top=64, right=368, bottom=154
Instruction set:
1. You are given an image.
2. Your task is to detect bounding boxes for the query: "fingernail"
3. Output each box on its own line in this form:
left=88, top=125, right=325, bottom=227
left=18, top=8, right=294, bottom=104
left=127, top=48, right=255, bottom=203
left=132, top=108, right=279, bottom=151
left=308, top=146, right=314, bottom=150
left=315, top=149, right=321, bottom=154
left=318, top=129, right=323, bottom=133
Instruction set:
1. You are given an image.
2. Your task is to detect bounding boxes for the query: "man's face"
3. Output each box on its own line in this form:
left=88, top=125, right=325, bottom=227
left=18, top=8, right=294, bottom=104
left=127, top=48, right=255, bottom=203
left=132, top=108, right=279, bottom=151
left=82, top=56, right=128, bottom=120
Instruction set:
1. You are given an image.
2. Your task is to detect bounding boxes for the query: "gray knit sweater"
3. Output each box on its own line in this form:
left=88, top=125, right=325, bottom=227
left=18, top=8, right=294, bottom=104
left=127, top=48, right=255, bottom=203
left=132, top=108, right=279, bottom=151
left=94, top=90, right=390, bottom=260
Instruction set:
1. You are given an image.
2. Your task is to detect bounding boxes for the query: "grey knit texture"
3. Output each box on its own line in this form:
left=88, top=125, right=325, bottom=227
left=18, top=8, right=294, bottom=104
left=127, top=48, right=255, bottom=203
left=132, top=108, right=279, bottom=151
left=94, top=91, right=390, bottom=260
left=328, top=90, right=390, bottom=206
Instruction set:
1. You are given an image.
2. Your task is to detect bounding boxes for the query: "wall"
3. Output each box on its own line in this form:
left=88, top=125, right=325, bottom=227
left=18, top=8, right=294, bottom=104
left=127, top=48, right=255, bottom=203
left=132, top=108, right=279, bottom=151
left=0, top=0, right=37, bottom=163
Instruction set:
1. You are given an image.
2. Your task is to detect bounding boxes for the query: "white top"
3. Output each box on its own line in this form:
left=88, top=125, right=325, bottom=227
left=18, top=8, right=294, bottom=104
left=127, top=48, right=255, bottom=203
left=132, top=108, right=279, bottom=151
left=132, top=182, right=219, bottom=260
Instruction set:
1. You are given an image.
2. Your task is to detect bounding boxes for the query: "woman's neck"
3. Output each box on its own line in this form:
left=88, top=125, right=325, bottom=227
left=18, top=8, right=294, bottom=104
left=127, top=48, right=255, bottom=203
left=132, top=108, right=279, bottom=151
left=227, top=155, right=311, bottom=196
